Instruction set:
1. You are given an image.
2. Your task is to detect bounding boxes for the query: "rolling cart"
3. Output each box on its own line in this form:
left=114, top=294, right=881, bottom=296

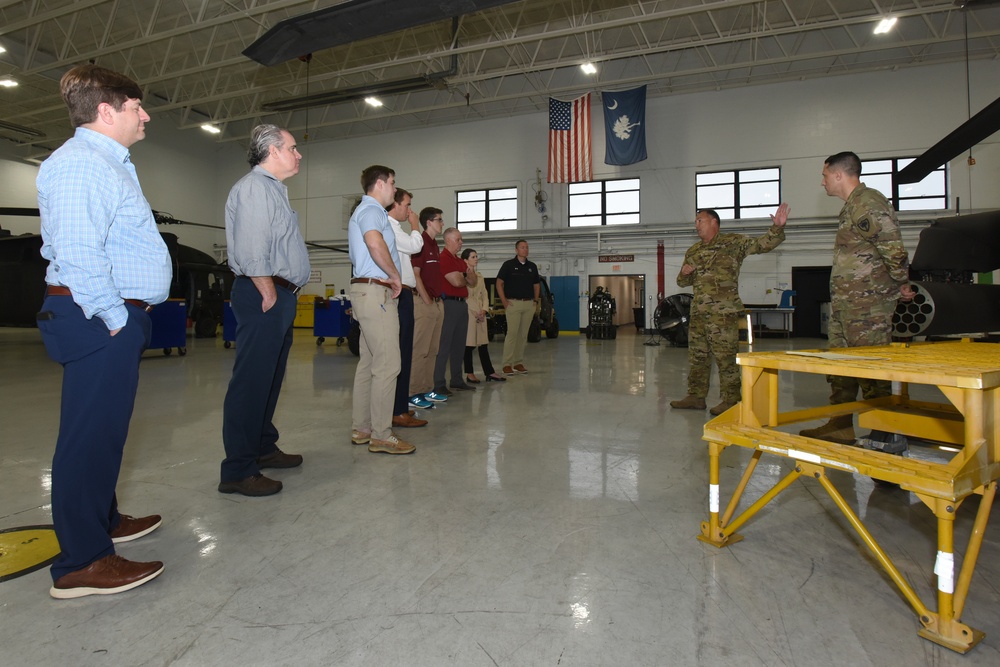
left=314, top=297, right=352, bottom=346
left=148, top=298, right=187, bottom=356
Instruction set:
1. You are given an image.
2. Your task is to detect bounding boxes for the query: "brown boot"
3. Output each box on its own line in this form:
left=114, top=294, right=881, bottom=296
left=670, top=395, right=707, bottom=410
left=799, top=415, right=855, bottom=445
left=709, top=400, right=737, bottom=416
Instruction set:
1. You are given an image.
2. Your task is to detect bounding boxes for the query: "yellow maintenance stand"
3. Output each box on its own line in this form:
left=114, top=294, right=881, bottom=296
left=699, top=340, right=999, bottom=654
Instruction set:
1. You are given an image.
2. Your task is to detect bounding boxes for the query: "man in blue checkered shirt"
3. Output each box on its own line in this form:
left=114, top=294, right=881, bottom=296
left=36, top=64, right=171, bottom=599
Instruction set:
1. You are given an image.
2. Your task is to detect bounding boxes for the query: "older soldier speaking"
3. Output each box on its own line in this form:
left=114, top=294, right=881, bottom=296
left=799, top=151, right=914, bottom=444
left=670, top=204, right=789, bottom=416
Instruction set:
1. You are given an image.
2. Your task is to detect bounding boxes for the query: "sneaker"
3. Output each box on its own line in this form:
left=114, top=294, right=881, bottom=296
left=351, top=429, right=371, bottom=445
left=513, top=364, right=528, bottom=374
left=368, top=434, right=416, bottom=455
left=502, top=365, right=515, bottom=375
left=424, top=391, right=449, bottom=403
left=50, top=554, right=164, bottom=599
left=217, top=473, right=283, bottom=496
left=109, top=514, right=162, bottom=544
left=409, top=394, right=433, bottom=409
left=670, top=395, right=707, bottom=410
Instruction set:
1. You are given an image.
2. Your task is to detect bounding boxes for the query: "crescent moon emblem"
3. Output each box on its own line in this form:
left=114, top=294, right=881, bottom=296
left=607, top=100, right=618, bottom=110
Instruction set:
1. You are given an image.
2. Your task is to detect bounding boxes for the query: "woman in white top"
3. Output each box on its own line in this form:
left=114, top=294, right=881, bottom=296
left=462, top=248, right=505, bottom=383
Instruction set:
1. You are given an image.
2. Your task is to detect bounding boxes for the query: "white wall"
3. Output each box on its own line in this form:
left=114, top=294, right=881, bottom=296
left=4, top=59, right=998, bottom=324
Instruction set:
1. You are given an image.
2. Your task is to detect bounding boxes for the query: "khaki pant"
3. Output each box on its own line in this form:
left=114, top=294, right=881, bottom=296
left=502, top=299, right=535, bottom=367
left=410, top=297, right=443, bottom=395
left=351, top=284, right=400, bottom=440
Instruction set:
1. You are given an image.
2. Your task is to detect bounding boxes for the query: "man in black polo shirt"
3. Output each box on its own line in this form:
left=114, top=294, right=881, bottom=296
left=496, top=239, right=540, bottom=374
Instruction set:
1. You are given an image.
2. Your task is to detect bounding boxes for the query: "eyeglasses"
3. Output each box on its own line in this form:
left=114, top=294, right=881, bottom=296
left=430, top=217, right=443, bottom=222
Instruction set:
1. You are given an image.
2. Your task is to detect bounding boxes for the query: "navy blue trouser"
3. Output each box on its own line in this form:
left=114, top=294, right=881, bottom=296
left=221, top=277, right=297, bottom=482
left=393, top=288, right=415, bottom=416
left=38, top=295, right=151, bottom=581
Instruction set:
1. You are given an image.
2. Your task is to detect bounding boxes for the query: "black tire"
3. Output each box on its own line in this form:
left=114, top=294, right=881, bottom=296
left=348, top=321, right=361, bottom=356
left=487, top=329, right=494, bottom=342
left=194, top=314, right=217, bottom=338
left=546, top=318, right=559, bottom=339
left=585, top=327, right=592, bottom=339
left=610, top=326, right=617, bottom=340
left=527, top=318, right=541, bottom=343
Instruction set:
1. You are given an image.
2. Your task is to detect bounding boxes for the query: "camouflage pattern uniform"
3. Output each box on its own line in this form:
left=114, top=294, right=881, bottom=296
left=827, top=184, right=909, bottom=403
left=677, top=225, right=785, bottom=403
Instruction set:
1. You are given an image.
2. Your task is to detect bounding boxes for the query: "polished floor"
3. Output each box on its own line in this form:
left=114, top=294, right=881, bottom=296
left=2, top=324, right=999, bottom=666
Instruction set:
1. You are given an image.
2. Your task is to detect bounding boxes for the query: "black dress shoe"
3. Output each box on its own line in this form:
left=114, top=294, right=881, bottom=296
left=218, top=474, right=283, bottom=496
left=485, top=374, right=507, bottom=382
left=449, top=383, right=476, bottom=391
left=257, top=448, right=303, bottom=469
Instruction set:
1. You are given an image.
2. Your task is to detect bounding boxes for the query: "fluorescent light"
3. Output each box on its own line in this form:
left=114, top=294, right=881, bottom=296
left=0, top=45, right=6, bottom=54
left=581, top=62, right=597, bottom=75
left=0, top=78, right=17, bottom=88
left=874, top=17, right=897, bottom=34
left=365, top=96, right=383, bottom=107
left=200, top=124, right=221, bottom=134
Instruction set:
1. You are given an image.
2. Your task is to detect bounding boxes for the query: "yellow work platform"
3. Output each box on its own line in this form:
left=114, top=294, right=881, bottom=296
left=699, top=340, right=999, bottom=654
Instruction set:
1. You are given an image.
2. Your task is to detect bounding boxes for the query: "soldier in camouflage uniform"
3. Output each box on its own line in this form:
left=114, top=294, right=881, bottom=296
left=800, top=151, right=914, bottom=444
left=670, top=204, right=789, bottom=415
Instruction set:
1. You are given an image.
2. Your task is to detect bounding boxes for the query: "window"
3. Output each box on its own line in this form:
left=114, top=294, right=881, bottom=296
left=456, top=187, right=518, bottom=232
left=861, top=158, right=947, bottom=211
left=696, top=167, right=780, bottom=220
left=568, top=178, right=640, bottom=227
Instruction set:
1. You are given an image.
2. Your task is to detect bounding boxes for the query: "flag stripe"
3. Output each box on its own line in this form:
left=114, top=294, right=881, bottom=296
left=548, top=94, right=592, bottom=183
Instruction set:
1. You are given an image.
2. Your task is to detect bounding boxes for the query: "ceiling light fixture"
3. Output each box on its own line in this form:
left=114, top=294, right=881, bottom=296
left=581, top=62, right=597, bottom=74
left=0, top=45, right=7, bottom=54
left=365, top=96, right=383, bottom=107
left=0, top=78, right=17, bottom=88
left=200, top=124, right=221, bottom=134
left=874, top=17, right=898, bottom=34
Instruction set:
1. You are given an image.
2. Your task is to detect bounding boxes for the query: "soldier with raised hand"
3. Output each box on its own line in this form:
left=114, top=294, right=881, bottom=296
left=799, top=151, right=914, bottom=444
left=670, top=204, right=789, bottom=416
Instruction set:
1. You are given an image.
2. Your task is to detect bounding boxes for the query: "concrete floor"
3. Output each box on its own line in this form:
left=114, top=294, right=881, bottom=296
left=2, top=324, right=999, bottom=666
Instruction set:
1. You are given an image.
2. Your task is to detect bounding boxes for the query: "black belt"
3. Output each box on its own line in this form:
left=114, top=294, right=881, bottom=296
left=46, top=285, right=152, bottom=312
left=272, top=276, right=302, bottom=295
left=508, top=298, right=534, bottom=301
left=442, top=296, right=466, bottom=302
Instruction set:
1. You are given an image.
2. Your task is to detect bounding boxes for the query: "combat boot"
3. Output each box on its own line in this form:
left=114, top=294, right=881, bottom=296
left=709, top=400, right=737, bottom=416
left=799, top=415, right=855, bottom=445
left=670, top=395, right=707, bottom=410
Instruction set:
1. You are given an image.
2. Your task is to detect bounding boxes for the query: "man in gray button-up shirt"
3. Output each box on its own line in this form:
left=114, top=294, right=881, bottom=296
left=219, top=124, right=310, bottom=497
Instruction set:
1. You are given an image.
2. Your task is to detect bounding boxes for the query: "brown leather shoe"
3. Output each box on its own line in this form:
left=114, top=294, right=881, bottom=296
left=257, top=447, right=303, bottom=469
left=218, top=473, right=283, bottom=496
left=392, top=413, right=428, bottom=428
left=351, top=429, right=371, bottom=445
left=502, top=365, right=515, bottom=375
left=670, top=395, right=707, bottom=410
left=709, top=400, right=737, bottom=416
left=368, top=434, right=416, bottom=455
left=50, top=554, right=164, bottom=599
left=110, top=514, right=162, bottom=544
left=513, top=364, right=528, bottom=374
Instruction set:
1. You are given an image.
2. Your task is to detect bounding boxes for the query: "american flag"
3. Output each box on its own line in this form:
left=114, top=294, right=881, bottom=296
left=548, top=94, right=592, bottom=183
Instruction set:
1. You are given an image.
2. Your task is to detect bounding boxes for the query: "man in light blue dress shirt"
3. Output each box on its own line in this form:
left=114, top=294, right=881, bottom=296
left=220, top=124, right=310, bottom=496
left=37, top=64, right=171, bottom=598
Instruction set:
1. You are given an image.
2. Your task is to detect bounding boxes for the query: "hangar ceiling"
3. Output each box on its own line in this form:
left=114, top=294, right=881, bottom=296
left=0, top=0, right=998, bottom=162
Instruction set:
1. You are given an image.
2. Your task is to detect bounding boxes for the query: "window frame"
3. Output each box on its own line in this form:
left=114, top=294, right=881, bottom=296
left=695, top=167, right=781, bottom=221
left=455, top=186, right=519, bottom=233
left=567, top=178, right=641, bottom=227
left=860, top=157, right=948, bottom=212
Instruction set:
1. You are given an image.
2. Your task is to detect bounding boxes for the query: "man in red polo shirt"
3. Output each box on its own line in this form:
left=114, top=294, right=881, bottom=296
left=410, top=208, right=447, bottom=404
left=433, top=227, right=477, bottom=394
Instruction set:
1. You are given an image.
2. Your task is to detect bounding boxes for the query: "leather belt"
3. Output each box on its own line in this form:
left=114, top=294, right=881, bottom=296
left=272, top=276, right=302, bottom=295
left=509, top=298, right=534, bottom=301
left=442, top=296, right=466, bottom=302
left=351, top=277, right=394, bottom=290
left=46, top=285, right=153, bottom=312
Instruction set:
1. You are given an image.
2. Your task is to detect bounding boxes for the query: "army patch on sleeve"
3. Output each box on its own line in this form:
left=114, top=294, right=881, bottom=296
left=857, top=217, right=871, bottom=233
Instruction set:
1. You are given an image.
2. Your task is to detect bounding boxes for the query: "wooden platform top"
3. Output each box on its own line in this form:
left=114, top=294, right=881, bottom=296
left=737, top=341, right=1000, bottom=389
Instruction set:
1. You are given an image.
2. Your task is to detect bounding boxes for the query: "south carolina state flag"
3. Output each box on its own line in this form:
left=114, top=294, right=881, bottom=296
left=548, top=94, right=592, bottom=183
left=603, top=85, right=647, bottom=166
